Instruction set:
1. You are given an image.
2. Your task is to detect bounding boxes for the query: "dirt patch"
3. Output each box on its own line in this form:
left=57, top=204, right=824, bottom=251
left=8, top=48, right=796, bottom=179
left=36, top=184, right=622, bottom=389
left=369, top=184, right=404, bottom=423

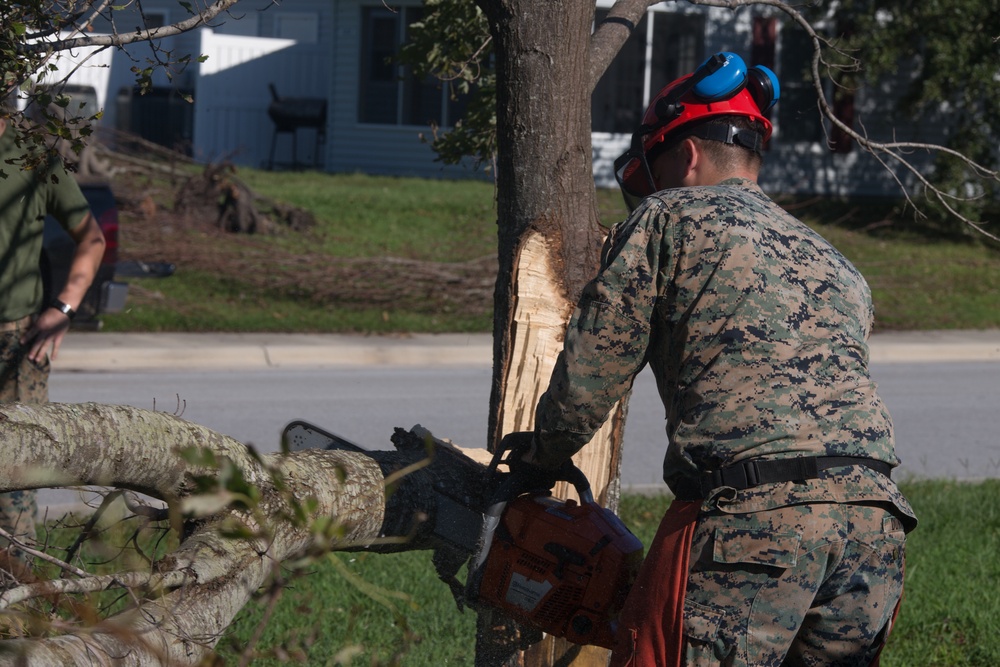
left=106, top=150, right=497, bottom=320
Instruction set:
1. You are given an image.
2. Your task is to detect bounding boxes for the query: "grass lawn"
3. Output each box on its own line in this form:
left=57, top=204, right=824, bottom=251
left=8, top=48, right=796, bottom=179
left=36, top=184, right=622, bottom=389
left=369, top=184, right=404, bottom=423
left=880, top=480, right=1000, bottom=666
left=214, top=480, right=1000, bottom=666
left=102, top=170, right=1000, bottom=334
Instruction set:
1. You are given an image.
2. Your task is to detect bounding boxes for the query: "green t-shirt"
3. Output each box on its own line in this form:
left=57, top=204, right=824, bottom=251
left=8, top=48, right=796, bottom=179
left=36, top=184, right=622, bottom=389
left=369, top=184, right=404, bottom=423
left=0, top=125, right=91, bottom=322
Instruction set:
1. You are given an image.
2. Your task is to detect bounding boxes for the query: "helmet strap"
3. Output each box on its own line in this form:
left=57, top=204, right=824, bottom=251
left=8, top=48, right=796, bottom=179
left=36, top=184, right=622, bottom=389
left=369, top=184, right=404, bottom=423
left=688, top=124, right=764, bottom=155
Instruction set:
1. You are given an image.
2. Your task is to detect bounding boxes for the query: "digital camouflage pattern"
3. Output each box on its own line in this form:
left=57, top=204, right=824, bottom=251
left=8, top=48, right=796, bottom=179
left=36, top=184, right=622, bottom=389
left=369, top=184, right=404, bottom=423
left=534, top=177, right=914, bottom=664
left=681, top=502, right=905, bottom=666
left=0, top=325, right=47, bottom=553
left=534, top=177, right=914, bottom=529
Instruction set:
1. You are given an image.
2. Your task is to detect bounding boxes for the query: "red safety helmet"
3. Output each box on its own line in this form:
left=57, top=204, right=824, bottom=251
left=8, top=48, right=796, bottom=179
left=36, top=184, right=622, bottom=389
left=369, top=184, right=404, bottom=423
left=614, top=52, right=779, bottom=211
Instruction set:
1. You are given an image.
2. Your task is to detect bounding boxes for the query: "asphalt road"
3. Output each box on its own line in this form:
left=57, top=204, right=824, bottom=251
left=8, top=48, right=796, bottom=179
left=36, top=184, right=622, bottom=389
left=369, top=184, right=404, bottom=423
left=19, top=329, right=999, bottom=513
left=47, top=359, right=1000, bottom=489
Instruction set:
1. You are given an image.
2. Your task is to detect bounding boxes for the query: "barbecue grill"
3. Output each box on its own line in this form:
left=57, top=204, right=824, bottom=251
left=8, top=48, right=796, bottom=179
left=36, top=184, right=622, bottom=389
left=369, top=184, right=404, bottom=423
left=267, top=83, right=328, bottom=170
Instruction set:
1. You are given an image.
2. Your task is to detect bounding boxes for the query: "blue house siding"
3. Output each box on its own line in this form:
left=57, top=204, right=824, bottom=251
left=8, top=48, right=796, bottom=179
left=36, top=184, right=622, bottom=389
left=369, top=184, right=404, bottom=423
left=193, top=28, right=330, bottom=168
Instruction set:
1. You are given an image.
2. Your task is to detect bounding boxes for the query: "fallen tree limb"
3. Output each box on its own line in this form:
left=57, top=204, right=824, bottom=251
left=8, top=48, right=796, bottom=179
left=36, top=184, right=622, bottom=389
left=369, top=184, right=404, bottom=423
left=0, top=402, right=493, bottom=665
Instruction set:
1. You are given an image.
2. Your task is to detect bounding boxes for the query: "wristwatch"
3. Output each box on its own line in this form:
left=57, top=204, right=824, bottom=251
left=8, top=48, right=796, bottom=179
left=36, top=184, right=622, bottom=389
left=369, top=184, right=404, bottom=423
left=50, top=298, right=77, bottom=320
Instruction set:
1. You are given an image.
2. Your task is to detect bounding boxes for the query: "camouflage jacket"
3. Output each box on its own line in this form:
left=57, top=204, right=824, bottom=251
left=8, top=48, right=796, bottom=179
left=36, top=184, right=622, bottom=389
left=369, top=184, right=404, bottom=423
left=534, top=178, right=916, bottom=528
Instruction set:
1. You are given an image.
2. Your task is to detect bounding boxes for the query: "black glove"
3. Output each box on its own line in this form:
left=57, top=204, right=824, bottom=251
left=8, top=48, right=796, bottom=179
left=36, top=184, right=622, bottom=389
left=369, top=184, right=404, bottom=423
left=498, top=431, right=575, bottom=495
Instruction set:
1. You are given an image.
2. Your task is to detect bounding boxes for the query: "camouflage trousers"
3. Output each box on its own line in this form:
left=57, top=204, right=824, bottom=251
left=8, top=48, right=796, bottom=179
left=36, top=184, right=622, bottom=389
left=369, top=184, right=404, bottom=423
left=0, top=324, right=48, bottom=552
left=681, top=502, right=906, bottom=667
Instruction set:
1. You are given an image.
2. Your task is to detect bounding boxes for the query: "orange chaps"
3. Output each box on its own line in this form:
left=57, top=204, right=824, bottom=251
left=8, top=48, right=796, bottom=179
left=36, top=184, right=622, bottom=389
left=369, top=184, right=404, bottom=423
left=610, top=500, right=700, bottom=667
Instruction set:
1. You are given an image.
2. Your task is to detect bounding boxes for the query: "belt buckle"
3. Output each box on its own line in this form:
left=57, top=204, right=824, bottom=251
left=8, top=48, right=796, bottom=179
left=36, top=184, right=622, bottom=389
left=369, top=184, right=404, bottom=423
left=721, top=461, right=755, bottom=489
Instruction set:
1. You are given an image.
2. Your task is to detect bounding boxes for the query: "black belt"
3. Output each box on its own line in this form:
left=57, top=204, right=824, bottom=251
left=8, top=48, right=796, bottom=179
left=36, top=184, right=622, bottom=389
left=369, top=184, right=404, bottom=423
left=674, top=456, right=893, bottom=501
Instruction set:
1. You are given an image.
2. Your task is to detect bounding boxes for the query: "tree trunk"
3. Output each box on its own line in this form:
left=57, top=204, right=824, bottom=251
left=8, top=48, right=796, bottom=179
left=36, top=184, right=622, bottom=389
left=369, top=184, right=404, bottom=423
left=477, top=0, right=631, bottom=664
left=0, top=403, right=493, bottom=666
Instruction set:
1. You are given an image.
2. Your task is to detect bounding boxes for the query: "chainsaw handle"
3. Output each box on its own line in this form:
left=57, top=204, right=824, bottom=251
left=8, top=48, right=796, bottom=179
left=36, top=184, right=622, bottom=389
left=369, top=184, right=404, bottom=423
left=566, top=466, right=595, bottom=504
left=471, top=466, right=592, bottom=589
left=493, top=431, right=594, bottom=504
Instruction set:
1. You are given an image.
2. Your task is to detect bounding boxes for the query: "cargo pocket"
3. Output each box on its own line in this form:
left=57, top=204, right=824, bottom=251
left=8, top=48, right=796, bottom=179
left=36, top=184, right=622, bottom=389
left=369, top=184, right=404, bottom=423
left=685, top=522, right=804, bottom=664
left=683, top=599, right=730, bottom=662
left=882, top=514, right=906, bottom=543
left=713, top=527, right=801, bottom=569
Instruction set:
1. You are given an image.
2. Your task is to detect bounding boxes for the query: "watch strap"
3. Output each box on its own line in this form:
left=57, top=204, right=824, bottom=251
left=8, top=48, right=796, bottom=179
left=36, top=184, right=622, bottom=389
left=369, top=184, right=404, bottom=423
left=51, top=299, right=77, bottom=320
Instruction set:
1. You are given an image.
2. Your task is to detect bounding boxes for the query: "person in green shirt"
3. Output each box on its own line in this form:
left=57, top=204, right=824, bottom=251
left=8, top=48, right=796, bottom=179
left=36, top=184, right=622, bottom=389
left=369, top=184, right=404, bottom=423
left=0, top=111, right=106, bottom=567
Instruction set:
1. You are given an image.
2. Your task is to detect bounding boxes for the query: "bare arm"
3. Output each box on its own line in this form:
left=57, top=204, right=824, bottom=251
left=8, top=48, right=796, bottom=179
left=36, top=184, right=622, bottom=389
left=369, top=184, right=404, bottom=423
left=21, top=212, right=105, bottom=362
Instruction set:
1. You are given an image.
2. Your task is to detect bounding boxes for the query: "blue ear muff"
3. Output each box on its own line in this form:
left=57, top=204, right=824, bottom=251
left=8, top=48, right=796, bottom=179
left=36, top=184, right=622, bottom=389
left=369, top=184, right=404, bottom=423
left=747, top=65, right=780, bottom=112
left=692, top=52, right=748, bottom=102
left=648, top=53, right=781, bottom=129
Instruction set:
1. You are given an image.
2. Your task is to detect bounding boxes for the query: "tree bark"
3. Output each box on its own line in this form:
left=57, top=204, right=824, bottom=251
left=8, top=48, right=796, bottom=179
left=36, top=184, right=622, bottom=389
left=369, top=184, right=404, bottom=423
left=477, top=0, right=641, bottom=664
left=0, top=403, right=493, bottom=666
left=481, top=0, right=606, bottom=456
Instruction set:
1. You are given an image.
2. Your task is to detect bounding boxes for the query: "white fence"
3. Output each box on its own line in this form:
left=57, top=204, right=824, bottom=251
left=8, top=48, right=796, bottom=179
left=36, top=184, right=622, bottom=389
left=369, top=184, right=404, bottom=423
left=193, top=30, right=327, bottom=168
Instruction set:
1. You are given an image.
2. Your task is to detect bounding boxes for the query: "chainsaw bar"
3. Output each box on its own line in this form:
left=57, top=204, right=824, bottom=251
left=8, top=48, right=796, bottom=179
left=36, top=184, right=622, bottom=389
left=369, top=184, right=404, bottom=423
left=282, top=419, right=485, bottom=554
left=282, top=420, right=370, bottom=453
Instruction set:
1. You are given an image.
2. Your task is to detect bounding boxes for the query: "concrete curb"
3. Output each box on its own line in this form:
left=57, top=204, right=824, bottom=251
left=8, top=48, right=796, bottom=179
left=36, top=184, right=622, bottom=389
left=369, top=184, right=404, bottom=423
left=53, top=330, right=1000, bottom=373
left=55, top=332, right=494, bottom=372
left=867, top=329, right=1000, bottom=363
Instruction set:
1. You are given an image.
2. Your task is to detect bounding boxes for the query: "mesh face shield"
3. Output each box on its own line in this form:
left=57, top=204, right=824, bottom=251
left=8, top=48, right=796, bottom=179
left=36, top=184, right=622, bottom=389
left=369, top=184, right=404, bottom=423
left=614, top=131, right=659, bottom=213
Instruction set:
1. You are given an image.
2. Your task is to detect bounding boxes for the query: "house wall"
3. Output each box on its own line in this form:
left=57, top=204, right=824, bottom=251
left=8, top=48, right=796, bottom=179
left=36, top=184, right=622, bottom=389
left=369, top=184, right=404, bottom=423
left=759, top=23, right=941, bottom=197
left=193, top=29, right=327, bottom=168
left=28, top=38, right=114, bottom=108
left=190, top=0, right=333, bottom=167
left=156, top=0, right=475, bottom=177
left=40, top=0, right=942, bottom=199
left=63, top=5, right=201, bottom=130
left=592, top=4, right=938, bottom=198
left=322, top=1, right=476, bottom=179
left=26, top=35, right=129, bottom=131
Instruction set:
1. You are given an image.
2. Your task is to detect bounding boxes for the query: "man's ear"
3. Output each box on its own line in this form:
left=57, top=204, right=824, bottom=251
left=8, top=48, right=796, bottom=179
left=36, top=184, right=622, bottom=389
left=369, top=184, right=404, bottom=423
left=679, top=138, right=700, bottom=184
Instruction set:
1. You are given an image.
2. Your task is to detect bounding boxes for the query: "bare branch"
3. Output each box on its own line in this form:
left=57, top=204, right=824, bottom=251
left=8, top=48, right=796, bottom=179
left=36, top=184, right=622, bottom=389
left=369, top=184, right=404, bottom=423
left=0, top=403, right=493, bottom=664
left=0, top=569, right=193, bottom=610
left=688, top=0, right=1000, bottom=238
left=589, top=0, right=659, bottom=91
left=21, top=0, right=243, bottom=55
left=0, top=526, right=89, bottom=578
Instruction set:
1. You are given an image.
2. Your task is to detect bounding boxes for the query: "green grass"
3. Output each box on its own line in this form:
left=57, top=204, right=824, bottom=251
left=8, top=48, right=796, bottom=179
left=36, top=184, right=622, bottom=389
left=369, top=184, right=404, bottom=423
left=218, top=551, right=478, bottom=665
left=878, top=480, right=1000, bottom=667
left=237, top=171, right=498, bottom=261
left=101, top=171, right=1000, bottom=334
left=214, top=481, right=1000, bottom=666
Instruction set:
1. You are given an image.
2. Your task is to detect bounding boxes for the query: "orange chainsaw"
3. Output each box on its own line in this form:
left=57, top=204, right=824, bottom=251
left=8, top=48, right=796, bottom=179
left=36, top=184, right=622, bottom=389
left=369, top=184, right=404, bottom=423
left=464, top=432, right=645, bottom=648
left=283, top=422, right=644, bottom=649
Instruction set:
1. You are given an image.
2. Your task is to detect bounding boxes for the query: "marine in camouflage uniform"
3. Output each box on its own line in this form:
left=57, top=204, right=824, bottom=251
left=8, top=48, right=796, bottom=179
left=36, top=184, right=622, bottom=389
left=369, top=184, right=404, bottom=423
left=530, top=53, right=916, bottom=667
